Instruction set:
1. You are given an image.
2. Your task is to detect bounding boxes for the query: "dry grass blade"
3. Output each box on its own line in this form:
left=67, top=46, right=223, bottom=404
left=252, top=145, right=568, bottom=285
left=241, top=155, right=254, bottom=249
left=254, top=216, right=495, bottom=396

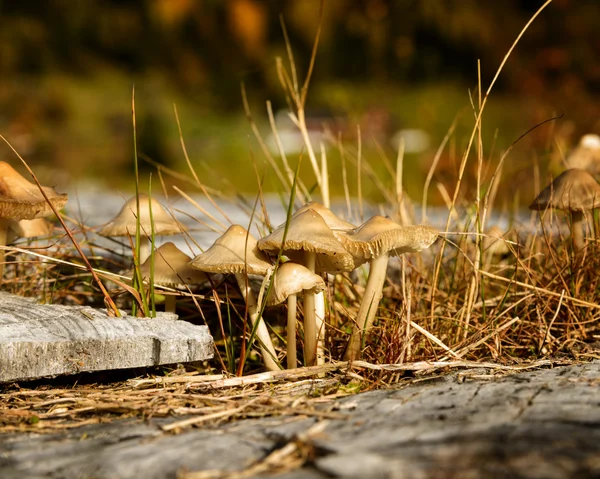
left=162, top=397, right=262, bottom=431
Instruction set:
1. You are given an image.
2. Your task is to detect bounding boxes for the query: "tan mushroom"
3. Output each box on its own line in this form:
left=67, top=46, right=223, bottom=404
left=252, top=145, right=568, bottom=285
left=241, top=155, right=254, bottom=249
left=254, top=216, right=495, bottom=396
left=258, top=208, right=354, bottom=366
left=99, top=194, right=185, bottom=262
left=565, top=134, right=600, bottom=176
left=294, top=201, right=356, bottom=232
left=267, top=262, right=325, bottom=369
left=482, top=226, right=511, bottom=257
left=138, top=242, right=208, bottom=313
left=189, top=225, right=280, bottom=371
left=529, top=168, right=600, bottom=251
left=7, top=218, right=53, bottom=244
left=339, top=216, right=438, bottom=360
left=0, top=161, right=67, bottom=277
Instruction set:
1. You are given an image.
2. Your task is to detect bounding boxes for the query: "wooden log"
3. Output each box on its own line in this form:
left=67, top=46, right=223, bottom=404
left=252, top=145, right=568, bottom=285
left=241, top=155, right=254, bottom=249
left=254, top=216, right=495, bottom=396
left=2, top=362, right=600, bottom=478
left=0, top=292, right=213, bottom=382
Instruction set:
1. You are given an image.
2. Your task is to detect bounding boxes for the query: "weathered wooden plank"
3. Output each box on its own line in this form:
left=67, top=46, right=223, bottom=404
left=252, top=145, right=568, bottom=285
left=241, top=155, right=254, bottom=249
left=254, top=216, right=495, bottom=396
left=2, top=362, right=600, bottom=478
left=0, top=292, right=213, bottom=382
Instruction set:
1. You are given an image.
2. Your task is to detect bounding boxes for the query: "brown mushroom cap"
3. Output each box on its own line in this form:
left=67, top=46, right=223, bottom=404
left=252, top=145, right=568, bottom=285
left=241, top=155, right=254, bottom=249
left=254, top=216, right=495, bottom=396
left=339, top=215, right=439, bottom=260
left=529, top=168, right=600, bottom=212
left=0, top=161, right=68, bottom=220
left=267, top=262, right=326, bottom=306
left=139, top=242, right=208, bottom=286
left=294, top=202, right=355, bottom=232
left=98, top=194, right=185, bottom=237
left=189, top=224, right=273, bottom=275
left=258, top=209, right=355, bottom=273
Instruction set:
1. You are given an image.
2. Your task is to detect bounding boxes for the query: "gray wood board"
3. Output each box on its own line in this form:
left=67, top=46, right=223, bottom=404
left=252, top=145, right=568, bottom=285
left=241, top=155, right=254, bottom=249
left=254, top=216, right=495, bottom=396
left=0, top=292, right=213, bottom=382
left=2, top=361, right=600, bottom=478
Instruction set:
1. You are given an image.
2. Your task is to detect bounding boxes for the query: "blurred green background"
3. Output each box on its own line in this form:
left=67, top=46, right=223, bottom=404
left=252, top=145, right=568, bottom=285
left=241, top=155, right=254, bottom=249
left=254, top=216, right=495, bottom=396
left=0, top=0, right=598, bottom=205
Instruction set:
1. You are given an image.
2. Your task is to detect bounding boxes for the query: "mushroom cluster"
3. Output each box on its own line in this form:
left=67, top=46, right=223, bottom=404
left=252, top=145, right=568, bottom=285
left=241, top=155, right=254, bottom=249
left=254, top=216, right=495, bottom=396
left=186, top=203, right=438, bottom=369
left=97, top=194, right=438, bottom=370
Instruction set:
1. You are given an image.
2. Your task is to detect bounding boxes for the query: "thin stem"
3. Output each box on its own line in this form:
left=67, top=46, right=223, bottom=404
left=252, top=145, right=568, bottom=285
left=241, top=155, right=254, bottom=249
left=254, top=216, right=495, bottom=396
left=138, top=236, right=151, bottom=264
left=164, top=294, right=176, bottom=314
left=303, top=251, right=317, bottom=366
left=0, top=221, right=9, bottom=279
left=346, top=253, right=389, bottom=360
left=315, top=289, right=326, bottom=366
left=234, top=273, right=280, bottom=371
left=287, top=293, right=298, bottom=369
left=571, top=210, right=585, bottom=251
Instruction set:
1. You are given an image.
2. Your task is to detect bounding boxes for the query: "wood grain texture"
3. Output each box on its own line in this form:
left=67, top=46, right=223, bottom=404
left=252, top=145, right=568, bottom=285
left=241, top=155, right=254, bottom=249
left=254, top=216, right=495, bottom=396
left=0, top=292, right=213, bottom=382
left=2, top=362, right=600, bottom=478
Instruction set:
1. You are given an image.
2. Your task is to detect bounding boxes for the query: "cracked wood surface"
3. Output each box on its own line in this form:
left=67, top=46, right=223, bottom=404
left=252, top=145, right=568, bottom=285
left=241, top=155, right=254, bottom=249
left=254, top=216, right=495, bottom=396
left=0, top=292, right=214, bottom=382
left=2, top=361, right=600, bottom=478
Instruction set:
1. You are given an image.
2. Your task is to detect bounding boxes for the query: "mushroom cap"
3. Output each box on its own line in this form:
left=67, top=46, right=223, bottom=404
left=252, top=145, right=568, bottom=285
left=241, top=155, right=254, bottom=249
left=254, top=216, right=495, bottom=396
left=294, top=201, right=355, bottom=232
left=8, top=218, right=53, bottom=243
left=258, top=209, right=355, bottom=273
left=0, top=161, right=68, bottom=220
left=189, top=224, right=273, bottom=275
left=482, top=226, right=511, bottom=256
left=267, top=262, right=326, bottom=306
left=565, top=135, right=600, bottom=174
left=98, top=194, right=185, bottom=238
left=138, top=242, right=208, bottom=286
left=338, top=215, right=439, bottom=260
left=529, top=168, right=600, bottom=212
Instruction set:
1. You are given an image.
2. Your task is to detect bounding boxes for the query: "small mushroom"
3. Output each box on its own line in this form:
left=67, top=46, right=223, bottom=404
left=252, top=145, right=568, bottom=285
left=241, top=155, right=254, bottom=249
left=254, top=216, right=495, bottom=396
left=138, top=242, right=208, bottom=313
left=482, top=226, right=511, bottom=257
left=267, top=262, right=325, bottom=369
left=565, top=134, right=600, bottom=177
left=98, top=194, right=185, bottom=262
left=0, top=161, right=67, bottom=277
left=258, top=208, right=354, bottom=366
left=529, top=168, right=600, bottom=251
left=7, top=218, right=53, bottom=244
left=338, top=216, right=438, bottom=360
left=189, top=225, right=280, bottom=371
left=294, top=201, right=356, bottom=232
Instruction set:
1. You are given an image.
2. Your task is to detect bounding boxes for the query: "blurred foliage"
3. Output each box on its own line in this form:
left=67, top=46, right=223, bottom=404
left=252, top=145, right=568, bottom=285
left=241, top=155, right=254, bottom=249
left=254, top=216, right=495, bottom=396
left=0, top=0, right=599, bottom=201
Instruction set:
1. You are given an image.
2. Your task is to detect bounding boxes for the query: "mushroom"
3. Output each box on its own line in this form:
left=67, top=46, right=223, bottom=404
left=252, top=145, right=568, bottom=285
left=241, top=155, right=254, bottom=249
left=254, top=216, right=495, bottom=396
left=98, top=194, right=185, bottom=263
left=0, top=161, right=68, bottom=277
left=529, top=168, right=600, bottom=251
left=482, top=226, right=511, bottom=257
left=267, top=262, right=325, bottom=369
left=138, top=242, right=208, bottom=313
left=189, top=225, right=280, bottom=371
left=258, top=208, right=354, bottom=366
left=338, top=216, right=439, bottom=360
left=565, top=134, right=600, bottom=177
left=7, top=218, right=53, bottom=244
left=293, top=201, right=356, bottom=232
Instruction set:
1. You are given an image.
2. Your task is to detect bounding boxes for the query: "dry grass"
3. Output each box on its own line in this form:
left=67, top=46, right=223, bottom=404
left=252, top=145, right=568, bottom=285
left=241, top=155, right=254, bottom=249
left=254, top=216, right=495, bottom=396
left=0, top=359, right=564, bottom=435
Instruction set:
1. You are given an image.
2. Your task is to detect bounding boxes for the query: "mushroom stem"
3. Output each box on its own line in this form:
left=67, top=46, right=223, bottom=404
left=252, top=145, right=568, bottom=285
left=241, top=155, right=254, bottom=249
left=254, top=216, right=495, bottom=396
left=287, top=293, right=298, bottom=369
left=571, top=211, right=585, bottom=251
left=234, top=273, right=280, bottom=371
left=138, top=236, right=151, bottom=263
left=345, top=252, right=389, bottom=360
left=0, top=220, right=8, bottom=279
left=164, top=294, right=176, bottom=314
left=315, top=290, right=326, bottom=365
left=303, top=251, right=318, bottom=366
